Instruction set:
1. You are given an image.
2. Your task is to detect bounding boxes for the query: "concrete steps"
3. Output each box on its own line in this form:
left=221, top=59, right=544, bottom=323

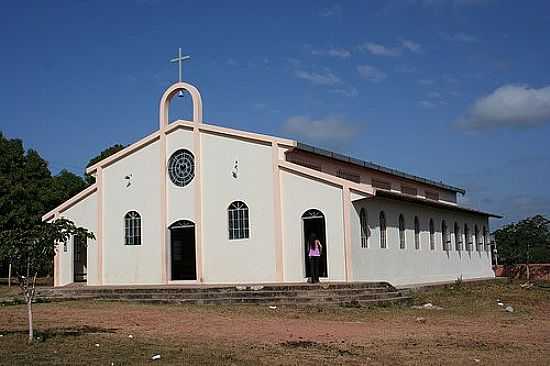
left=36, top=282, right=412, bottom=307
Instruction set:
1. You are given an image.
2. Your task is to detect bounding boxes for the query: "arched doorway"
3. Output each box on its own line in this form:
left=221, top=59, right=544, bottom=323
left=169, top=220, right=196, bottom=280
left=302, top=209, right=328, bottom=279
left=73, top=234, right=87, bottom=282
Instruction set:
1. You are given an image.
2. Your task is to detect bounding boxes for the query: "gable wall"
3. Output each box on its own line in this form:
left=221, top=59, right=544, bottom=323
left=201, top=132, right=277, bottom=283
left=350, top=196, right=493, bottom=286
left=57, top=192, right=97, bottom=286
left=102, top=139, right=162, bottom=285
left=281, top=170, right=346, bottom=282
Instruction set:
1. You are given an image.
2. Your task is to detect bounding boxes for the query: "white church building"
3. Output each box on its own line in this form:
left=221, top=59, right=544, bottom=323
left=43, top=78, right=500, bottom=288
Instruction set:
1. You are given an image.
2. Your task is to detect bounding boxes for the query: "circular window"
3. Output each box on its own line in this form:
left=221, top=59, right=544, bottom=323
left=168, top=149, right=195, bottom=187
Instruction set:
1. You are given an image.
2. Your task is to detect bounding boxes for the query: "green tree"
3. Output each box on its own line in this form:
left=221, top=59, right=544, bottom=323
left=0, top=219, right=94, bottom=343
left=84, top=144, right=125, bottom=185
left=0, top=132, right=95, bottom=342
left=494, top=215, right=550, bottom=266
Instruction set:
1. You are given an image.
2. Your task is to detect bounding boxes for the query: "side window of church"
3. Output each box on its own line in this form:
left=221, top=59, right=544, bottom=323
left=124, top=211, right=142, bottom=245
left=228, top=201, right=249, bottom=240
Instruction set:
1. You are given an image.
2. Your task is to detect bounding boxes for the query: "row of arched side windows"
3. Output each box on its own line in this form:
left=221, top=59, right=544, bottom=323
left=123, top=201, right=251, bottom=245
left=358, top=209, right=489, bottom=252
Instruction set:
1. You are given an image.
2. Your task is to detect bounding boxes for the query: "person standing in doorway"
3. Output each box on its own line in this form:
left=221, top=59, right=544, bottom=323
left=308, top=233, right=323, bottom=283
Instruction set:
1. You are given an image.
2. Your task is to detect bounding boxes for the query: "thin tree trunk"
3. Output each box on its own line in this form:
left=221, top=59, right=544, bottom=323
left=8, top=262, right=11, bottom=288
left=27, top=297, right=33, bottom=344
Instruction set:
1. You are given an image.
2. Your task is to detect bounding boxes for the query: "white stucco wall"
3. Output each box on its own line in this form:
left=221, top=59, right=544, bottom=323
left=102, top=140, right=162, bottom=285
left=166, top=127, right=196, bottom=225
left=57, top=192, right=97, bottom=286
left=201, top=133, right=277, bottom=283
left=281, top=170, right=346, bottom=282
left=350, top=197, right=494, bottom=286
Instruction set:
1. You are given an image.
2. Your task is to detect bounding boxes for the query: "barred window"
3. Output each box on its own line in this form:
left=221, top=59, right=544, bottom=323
left=399, top=214, right=406, bottom=249
left=379, top=211, right=387, bottom=248
left=228, top=201, right=249, bottom=240
left=454, top=222, right=462, bottom=251
left=465, top=224, right=471, bottom=251
left=441, top=220, right=449, bottom=251
left=483, top=226, right=489, bottom=251
left=414, top=216, right=420, bottom=250
left=429, top=219, right=435, bottom=250
left=475, top=225, right=481, bottom=251
left=360, top=208, right=369, bottom=248
left=124, top=211, right=141, bottom=245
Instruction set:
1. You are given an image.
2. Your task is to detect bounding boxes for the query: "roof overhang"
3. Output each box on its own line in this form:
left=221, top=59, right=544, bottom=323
left=374, top=189, right=502, bottom=218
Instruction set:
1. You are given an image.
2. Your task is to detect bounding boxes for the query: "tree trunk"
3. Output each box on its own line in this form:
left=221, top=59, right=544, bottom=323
left=8, top=262, right=12, bottom=288
left=27, top=296, right=33, bottom=343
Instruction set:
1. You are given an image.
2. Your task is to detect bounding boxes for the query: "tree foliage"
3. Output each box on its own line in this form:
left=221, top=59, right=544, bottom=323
left=494, top=215, right=550, bottom=265
left=84, top=144, right=125, bottom=185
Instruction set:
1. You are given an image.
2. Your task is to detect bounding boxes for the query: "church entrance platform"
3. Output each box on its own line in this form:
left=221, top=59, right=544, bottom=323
left=37, top=282, right=411, bottom=307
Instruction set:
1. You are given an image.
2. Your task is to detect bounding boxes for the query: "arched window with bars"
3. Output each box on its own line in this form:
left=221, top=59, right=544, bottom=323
left=429, top=218, right=435, bottom=250
left=454, top=222, right=461, bottom=251
left=124, top=211, right=142, bottom=245
left=414, top=216, right=420, bottom=250
left=464, top=224, right=471, bottom=251
left=475, top=225, right=480, bottom=251
left=360, top=208, right=369, bottom=248
left=379, top=211, right=387, bottom=249
left=399, top=214, right=406, bottom=249
left=228, top=201, right=250, bottom=240
left=441, top=220, right=449, bottom=251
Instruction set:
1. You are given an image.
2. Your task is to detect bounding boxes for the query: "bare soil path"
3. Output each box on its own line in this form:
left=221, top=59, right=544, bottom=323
left=1, top=281, right=549, bottom=365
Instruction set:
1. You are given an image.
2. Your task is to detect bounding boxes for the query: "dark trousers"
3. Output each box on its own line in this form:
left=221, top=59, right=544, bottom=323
left=309, top=256, right=320, bottom=283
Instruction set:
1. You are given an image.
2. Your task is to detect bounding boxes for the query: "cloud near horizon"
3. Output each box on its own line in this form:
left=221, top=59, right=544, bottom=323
left=456, top=84, right=550, bottom=130
left=357, top=64, right=387, bottom=82
left=282, top=115, right=361, bottom=145
left=295, top=69, right=342, bottom=86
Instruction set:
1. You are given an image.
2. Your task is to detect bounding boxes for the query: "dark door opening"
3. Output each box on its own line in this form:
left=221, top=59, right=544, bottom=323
left=73, top=235, right=87, bottom=282
left=170, top=220, right=197, bottom=281
left=302, top=209, right=328, bottom=278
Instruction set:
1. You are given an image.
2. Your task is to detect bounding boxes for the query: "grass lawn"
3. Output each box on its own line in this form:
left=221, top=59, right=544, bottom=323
left=0, top=280, right=549, bottom=365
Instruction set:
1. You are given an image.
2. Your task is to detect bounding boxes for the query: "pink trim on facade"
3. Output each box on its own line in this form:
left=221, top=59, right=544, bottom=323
left=96, top=167, right=104, bottom=285
left=272, top=142, right=284, bottom=281
left=342, top=186, right=353, bottom=281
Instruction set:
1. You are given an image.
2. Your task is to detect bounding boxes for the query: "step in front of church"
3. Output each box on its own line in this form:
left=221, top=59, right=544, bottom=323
left=36, top=282, right=412, bottom=307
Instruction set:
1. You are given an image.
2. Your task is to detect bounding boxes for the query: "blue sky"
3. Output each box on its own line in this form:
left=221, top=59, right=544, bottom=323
left=1, top=0, right=550, bottom=228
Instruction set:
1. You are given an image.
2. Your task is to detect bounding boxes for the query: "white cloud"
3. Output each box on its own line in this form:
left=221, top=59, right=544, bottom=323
left=311, top=48, right=351, bottom=58
left=456, top=85, right=550, bottom=129
left=283, top=115, right=360, bottom=144
left=440, top=32, right=479, bottom=43
left=357, top=65, right=387, bottom=82
left=360, top=42, right=401, bottom=56
left=418, top=100, right=437, bottom=109
left=401, top=39, right=422, bottom=53
left=319, top=4, right=342, bottom=17
left=418, top=79, right=435, bottom=86
left=330, top=87, right=358, bottom=97
left=295, top=69, right=342, bottom=86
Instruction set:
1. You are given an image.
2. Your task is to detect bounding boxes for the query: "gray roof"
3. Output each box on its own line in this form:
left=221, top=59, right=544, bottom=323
left=295, top=142, right=466, bottom=195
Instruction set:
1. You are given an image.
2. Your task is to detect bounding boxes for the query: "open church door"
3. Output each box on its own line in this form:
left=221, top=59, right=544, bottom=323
left=302, top=209, right=328, bottom=279
left=73, top=234, right=87, bottom=282
left=169, top=220, right=197, bottom=280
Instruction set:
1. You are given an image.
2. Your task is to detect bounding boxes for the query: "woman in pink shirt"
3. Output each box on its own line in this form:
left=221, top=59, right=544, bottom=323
left=308, top=233, right=323, bottom=283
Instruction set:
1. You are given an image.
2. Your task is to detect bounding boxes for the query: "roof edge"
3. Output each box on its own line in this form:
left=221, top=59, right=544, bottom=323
left=295, top=142, right=466, bottom=195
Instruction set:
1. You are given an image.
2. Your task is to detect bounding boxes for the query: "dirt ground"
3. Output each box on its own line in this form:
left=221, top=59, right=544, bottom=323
left=0, top=281, right=549, bottom=365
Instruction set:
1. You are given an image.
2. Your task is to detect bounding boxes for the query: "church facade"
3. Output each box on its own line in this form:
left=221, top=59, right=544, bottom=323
left=43, top=82, right=500, bottom=287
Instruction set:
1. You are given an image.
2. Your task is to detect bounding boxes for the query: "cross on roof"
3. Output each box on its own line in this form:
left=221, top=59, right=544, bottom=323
left=170, top=48, right=191, bottom=83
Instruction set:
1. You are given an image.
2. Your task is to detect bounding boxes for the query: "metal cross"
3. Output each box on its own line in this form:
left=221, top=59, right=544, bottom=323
left=170, top=48, right=191, bottom=83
